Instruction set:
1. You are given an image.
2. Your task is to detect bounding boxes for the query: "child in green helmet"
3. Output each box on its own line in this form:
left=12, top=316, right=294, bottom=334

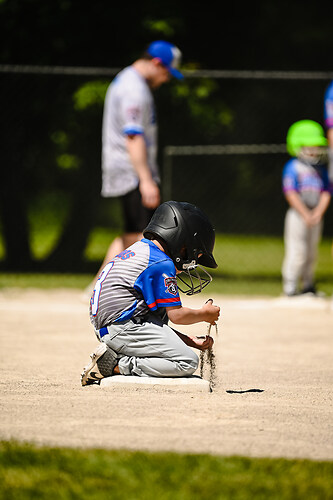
left=281, top=120, right=332, bottom=297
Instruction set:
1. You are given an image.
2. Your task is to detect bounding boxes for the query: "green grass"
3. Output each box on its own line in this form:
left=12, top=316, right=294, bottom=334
left=84, top=227, right=121, bottom=262
left=0, top=272, right=288, bottom=296
left=0, top=228, right=332, bottom=296
left=0, top=273, right=91, bottom=290
left=1, top=441, right=332, bottom=500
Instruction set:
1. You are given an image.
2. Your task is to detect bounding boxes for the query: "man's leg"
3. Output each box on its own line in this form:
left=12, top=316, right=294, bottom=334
left=85, top=186, right=154, bottom=297
left=93, top=232, right=141, bottom=280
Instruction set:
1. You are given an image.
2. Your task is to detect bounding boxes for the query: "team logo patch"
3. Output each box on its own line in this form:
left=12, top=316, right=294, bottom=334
left=127, top=106, right=141, bottom=122
left=164, top=277, right=178, bottom=296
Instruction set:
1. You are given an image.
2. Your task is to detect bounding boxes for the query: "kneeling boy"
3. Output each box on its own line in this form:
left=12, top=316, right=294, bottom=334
left=81, top=201, right=220, bottom=385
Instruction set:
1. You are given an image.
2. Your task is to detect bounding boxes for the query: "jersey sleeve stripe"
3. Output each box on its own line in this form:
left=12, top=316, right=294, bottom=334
left=156, top=297, right=180, bottom=304
left=147, top=297, right=181, bottom=309
left=123, top=127, right=144, bottom=135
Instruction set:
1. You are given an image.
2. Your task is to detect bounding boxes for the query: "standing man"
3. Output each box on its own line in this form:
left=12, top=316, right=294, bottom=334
left=88, top=40, right=184, bottom=292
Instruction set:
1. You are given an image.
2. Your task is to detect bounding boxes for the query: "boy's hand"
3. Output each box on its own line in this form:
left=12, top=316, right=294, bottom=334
left=191, top=335, right=214, bottom=351
left=202, top=299, right=220, bottom=325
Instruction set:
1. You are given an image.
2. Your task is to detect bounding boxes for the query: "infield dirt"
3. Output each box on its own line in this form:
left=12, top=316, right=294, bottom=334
left=1, top=288, right=332, bottom=460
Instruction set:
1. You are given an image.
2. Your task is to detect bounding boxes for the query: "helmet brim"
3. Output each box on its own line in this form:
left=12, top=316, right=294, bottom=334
left=198, top=253, right=218, bottom=269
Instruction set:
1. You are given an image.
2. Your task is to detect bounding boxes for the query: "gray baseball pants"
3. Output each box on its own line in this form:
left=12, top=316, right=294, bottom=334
left=95, top=313, right=199, bottom=377
left=282, top=207, right=323, bottom=295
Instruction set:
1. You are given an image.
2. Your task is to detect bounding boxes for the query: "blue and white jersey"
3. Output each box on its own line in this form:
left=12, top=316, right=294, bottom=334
left=101, top=66, right=160, bottom=197
left=282, top=158, right=330, bottom=208
left=90, top=239, right=182, bottom=330
left=324, top=80, right=333, bottom=130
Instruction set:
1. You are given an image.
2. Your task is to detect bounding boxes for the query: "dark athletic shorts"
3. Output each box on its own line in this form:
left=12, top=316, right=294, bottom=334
left=120, top=186, right=156, bottom=233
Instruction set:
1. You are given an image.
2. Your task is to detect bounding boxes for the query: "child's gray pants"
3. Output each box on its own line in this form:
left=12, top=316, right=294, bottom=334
left=282, top=207, right=323, bottom=294
left=95, top=313, right=199, bottom=378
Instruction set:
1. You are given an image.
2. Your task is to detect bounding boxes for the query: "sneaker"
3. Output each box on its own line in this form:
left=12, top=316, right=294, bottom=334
left=81, top=343, right=118, bottom=386
left=300, top=286, right=326, bottom=298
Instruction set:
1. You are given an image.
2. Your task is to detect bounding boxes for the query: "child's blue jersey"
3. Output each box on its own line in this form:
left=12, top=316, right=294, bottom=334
left=282, top=158, right=330, bottom=208
left=324, top=80, right=333, bottom=129
left=90, top=239, right=182, bottom=330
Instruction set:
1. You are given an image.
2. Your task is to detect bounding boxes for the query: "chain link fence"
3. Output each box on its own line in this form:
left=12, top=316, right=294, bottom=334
left=0, top=65, right=332, bottom=280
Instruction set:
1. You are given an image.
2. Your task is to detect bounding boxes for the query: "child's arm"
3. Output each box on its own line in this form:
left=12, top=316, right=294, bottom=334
left=284, top=191, right=313, bottom=225
left=166, top=299, right=220, bottom=326
left=311, top=191, right=331, bottom=224
left=285, top=190, right=331, bottom=226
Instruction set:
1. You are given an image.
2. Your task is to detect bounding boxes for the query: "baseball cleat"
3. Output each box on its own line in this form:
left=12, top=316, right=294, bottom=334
left=81, top=342, right=118, bottom=386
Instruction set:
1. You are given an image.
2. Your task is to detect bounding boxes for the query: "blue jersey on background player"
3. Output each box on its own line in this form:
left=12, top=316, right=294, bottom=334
left=324, top=80, right=333, bottom=130
left=324, top=80, right=333, bottom=182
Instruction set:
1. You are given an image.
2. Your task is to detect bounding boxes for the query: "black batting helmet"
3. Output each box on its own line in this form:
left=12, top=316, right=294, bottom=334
left=143, top=201, right=218, bottom=272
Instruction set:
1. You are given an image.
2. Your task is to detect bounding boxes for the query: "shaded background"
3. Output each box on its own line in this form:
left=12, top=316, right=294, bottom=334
left=0, top=0, right=332, bottom=272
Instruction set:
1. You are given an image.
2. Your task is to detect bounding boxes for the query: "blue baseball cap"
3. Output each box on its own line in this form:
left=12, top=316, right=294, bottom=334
left=147, top=40, right=184, bottom=80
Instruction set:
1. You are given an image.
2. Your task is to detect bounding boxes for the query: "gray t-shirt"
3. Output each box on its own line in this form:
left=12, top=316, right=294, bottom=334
left=101, top=66, right=160, bottom=197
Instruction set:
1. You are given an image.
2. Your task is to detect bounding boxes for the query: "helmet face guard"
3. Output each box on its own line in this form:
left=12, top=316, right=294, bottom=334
left=298, top=146, right=328, bottom=166
left=177, top=265, right=213, bottom=295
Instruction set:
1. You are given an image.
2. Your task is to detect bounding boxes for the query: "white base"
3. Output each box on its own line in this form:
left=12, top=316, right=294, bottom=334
left=100, top=374, right=211, bottom=393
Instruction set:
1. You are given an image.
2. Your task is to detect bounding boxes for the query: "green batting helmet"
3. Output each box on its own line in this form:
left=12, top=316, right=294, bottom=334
left=286, top=120, right=328, bottom=157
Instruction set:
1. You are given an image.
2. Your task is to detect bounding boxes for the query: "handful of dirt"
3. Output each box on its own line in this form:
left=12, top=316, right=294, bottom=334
left=199, top=324, right=218, bottom=389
